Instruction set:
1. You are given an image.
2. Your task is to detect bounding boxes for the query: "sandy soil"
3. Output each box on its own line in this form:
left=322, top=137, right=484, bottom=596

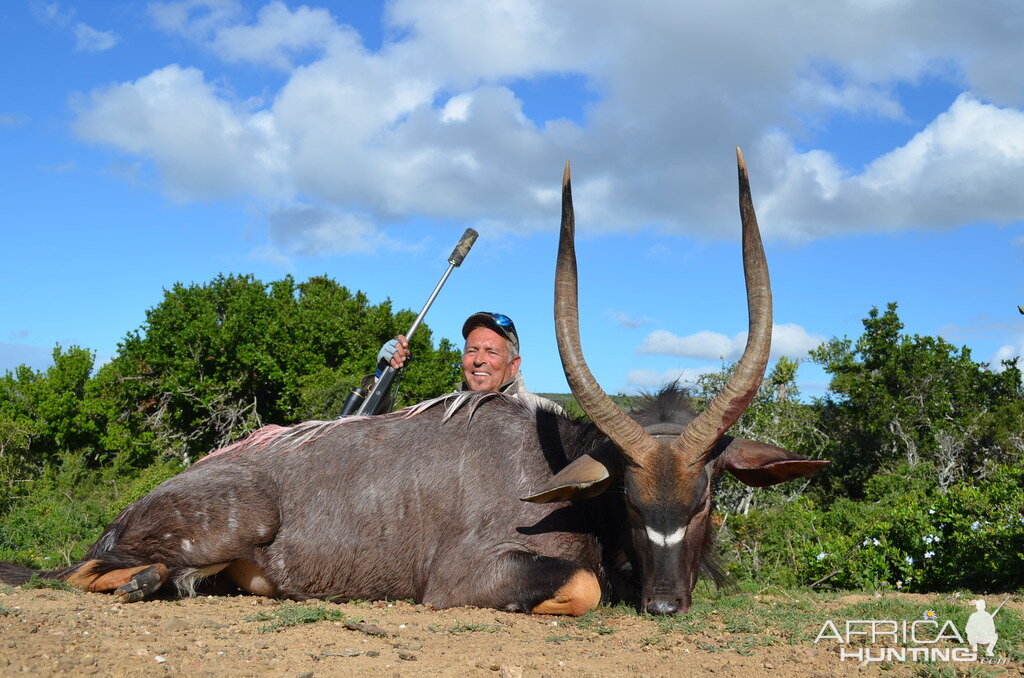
left=1, top=587, right=1021, bottom=677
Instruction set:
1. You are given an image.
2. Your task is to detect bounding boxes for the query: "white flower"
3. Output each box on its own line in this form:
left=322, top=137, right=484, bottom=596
left=816, top=552, right=827, bottom=561
left=971, top=521, right=981, bottom=531
left=905, top=556, right=914, bottom=565
left=924, top=551, right=935, bottom=559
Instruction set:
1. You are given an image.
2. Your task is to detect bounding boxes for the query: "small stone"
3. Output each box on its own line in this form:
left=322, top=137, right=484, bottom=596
left=366, top=651, right=380, bottom=658
left=398, top=652, right=417, bottom=661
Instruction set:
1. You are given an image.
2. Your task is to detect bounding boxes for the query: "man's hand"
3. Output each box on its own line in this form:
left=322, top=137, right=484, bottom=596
left=377, top=335, right=411, bottom=371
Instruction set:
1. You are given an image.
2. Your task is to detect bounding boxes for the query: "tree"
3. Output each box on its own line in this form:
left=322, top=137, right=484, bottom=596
left=95, top=274, right=461, bottom=467
left=0, top=346, right=103, bottom=467
left=693, top=357, right=829, bottom=515
left=810, top=303, right=1024, bottom=497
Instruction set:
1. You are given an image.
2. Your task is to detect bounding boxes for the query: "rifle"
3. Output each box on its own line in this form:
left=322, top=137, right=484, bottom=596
left=339, top=227, right=479, bottom=417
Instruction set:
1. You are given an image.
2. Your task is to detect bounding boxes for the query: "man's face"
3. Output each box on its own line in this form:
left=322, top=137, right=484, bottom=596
left=462, top=326, right=521, bottom=392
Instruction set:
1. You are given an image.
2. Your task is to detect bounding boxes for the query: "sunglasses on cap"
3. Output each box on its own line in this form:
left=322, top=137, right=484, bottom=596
left=482, top=312, right=514, bottom=328
left=463, top=312, right=519, bottom=350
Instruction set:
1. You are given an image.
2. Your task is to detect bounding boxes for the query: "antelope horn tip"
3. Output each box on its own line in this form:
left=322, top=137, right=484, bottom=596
left=735, top=146, right=746, bottom=170
left=563, top=161, right=571, bottom=187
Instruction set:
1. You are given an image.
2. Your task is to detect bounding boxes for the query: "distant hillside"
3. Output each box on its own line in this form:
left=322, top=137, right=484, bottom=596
left=536, top=393, right=639, bottom=415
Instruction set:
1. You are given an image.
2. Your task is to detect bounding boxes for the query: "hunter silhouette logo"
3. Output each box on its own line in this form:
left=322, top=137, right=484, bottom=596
left=815, top=597, right=1011, bottom=664
left=965, top=599, right=1001, bottom=656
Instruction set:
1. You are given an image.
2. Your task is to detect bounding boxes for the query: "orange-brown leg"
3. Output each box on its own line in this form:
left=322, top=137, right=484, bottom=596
left=225, top=559, right=278, bottom=597
left=530, top=569, right=601, bottom=616
left=66, top=560, right=169, bottom=602
left=64, top=559, right=103, bottom=589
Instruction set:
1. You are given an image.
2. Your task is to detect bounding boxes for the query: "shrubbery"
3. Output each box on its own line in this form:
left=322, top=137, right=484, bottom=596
left=0, top=452, right=183, bottom=568
left=1, top=292, right=1023, bottom=595
left=722, top=463, right=1024, bottom=592
left=0, top=274, right=461, bottom=476
left=0, top=274, right=461, bottom=570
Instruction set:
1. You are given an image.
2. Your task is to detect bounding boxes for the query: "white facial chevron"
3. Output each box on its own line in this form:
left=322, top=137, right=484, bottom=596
left=646, top=526, right=687, bottom=547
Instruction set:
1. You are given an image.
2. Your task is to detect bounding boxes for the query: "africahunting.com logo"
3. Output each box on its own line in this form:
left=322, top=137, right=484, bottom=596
left=815, top=598, right=1011, bottom=664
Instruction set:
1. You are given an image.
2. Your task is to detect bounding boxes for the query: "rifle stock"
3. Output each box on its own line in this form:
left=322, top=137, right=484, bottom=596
left=356, top=364, right=400, bottom=416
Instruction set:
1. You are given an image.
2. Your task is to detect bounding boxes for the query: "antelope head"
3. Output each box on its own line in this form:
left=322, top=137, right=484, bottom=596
left=524, top=149, right=828, bottom=614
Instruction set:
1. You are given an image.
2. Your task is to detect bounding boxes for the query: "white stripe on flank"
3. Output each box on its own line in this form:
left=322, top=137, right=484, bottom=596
left=646, top=526, right=687, bottom=547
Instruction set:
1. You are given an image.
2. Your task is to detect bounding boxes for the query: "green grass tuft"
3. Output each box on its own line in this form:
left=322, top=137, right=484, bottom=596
left=246, top=603, right=345, bottom=633
left=20, top=574, right=75, bottom=591
left=429, top=620, right=501, bottom=634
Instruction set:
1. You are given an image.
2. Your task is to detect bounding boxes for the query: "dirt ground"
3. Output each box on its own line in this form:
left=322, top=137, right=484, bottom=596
left=1, top=586, right=1021, bottom=677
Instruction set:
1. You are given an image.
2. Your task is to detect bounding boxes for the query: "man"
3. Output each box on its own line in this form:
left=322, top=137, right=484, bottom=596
left=380, top=311, right=563, bottom=413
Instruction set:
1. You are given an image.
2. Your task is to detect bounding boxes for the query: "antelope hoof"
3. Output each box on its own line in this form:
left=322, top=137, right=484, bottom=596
left=113, top=564, right=167, bottom=603
left=531, top=569, right=601, bottom=616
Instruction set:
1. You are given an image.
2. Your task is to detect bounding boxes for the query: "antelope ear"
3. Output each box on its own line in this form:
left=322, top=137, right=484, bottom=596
left=521, top=454, right=612, bottom=503
left=714, top=437, right=829, bottom=488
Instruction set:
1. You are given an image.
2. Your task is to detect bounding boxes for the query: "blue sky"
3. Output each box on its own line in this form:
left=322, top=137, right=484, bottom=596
left=3, top=0, right=1024, bottom=398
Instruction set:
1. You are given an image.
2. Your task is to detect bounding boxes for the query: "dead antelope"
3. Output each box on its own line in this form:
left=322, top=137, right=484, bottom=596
left=0, top=149, right=827, bottom=615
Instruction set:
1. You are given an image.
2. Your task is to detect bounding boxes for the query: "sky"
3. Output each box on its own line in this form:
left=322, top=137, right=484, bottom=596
left=2, top=0, right=1024, bottom=398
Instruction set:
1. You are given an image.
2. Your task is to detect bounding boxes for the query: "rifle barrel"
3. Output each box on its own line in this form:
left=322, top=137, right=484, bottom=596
left=351, top=228, right=478, bottom=416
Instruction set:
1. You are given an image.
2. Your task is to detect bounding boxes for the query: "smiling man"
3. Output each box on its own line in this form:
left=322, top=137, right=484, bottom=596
left=382, top=312, right=563, bottom=413
left=461, top=312, right=521, bottom=392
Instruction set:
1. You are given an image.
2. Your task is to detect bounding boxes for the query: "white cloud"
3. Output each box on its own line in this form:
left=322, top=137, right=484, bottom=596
left=211, top=1, right=340, bottom=69
left=639, top=329, right=735, bottom=361
left=33, top=2, right=119, bottom=52
left=608, top=310, right=653, bottom=329
left=32, top=1, right=74, bottom=27
left=625, top=366, right=718, bottom=390
left=148, top=0, right=242, bottom=39
left=441, top=94, right=473, bottom=123
left=268, top=205, right=402, bottom=256
left=0, top=114, right=28, bottom=127
left=247, top=245, right=293, bottom=269
left=637, top=323, right=825, bottom=361
left=69, top=0, right=1024, bottom=250
left=73, top=65, right=288, bottom=201
left=75, top=23, right=119, bottom=52
left=991, top=343, right=1023, bottom=371
left=762, top=95, right=1024, bottom=239
left=0, top=343, right=54, bottom=373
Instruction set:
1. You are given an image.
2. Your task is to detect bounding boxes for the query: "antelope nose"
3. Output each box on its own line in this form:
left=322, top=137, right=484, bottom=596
left=645, top=599, right=681, bottom=615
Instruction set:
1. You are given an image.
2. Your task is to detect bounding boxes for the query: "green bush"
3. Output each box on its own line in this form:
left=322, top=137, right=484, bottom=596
left=0, top=453, right=182, bottom=569
left=723, top=463, right=1024, bottom=592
